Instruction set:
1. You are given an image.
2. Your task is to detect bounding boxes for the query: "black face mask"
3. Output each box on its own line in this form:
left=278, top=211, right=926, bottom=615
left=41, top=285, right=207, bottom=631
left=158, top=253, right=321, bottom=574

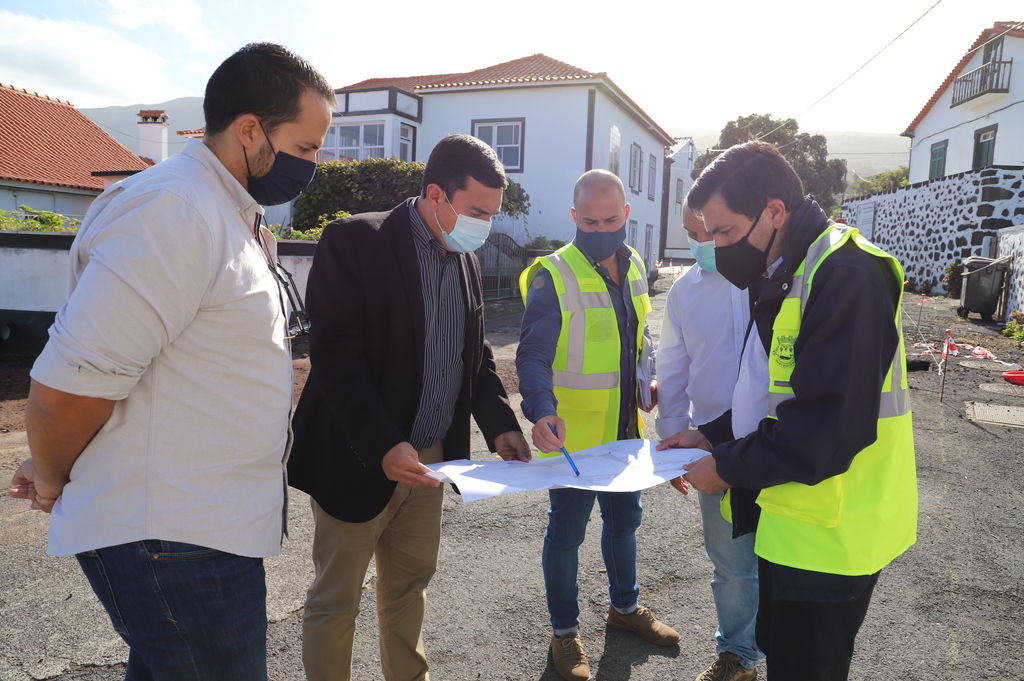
left=715, top=209, right=777, bottom=290
left=574, top=224, right=626, bottom=262
left=244, top=121, right=317, bottom=206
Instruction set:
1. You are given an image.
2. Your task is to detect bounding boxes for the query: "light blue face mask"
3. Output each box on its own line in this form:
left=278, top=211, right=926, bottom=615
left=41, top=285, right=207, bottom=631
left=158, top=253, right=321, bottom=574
left=436, top=195, right=492, bottom=252
left=687, top=236, right=717, bottom=272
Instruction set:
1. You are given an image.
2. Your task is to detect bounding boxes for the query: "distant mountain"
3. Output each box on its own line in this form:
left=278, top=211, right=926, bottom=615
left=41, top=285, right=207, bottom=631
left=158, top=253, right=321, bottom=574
left=814, top=130, right=910, bottom=181
left=668, top=127, right=910, bottom=182
left=79, top=96, right=205, bottom=157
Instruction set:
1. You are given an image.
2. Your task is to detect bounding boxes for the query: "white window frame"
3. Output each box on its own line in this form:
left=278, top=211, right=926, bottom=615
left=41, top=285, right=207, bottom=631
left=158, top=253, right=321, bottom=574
left=472, top=118, right=525, bottom=172
left=318, top=122, right=386, bottom=163
left=399, top=123, right=415, bottom=162
left=628, top=220, right=638, bottom=248
left=609, top=126, right=621, bottom=175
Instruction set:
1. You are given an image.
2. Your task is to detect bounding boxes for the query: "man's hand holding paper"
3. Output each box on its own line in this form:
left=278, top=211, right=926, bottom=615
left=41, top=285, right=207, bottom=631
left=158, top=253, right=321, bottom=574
left=426, top=438, right=707, bottom=502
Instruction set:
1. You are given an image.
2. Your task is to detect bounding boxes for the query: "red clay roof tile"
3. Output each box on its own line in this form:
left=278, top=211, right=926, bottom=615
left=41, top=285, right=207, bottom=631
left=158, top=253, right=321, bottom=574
left=904, top=21, right=1024, bottom=135
left=0, top=83, right=150, bottom=192
left=334, top=54, right=673, bottom=145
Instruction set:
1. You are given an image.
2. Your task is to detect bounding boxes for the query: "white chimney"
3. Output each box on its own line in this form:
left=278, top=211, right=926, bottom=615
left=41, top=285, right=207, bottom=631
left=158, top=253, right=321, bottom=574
left=137, top=109, right=169, bottom=162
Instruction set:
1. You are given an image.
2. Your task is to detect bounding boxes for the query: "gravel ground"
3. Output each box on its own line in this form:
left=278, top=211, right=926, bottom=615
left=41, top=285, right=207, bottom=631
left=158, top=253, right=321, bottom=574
left=2, top=271, right=1023, bottom=680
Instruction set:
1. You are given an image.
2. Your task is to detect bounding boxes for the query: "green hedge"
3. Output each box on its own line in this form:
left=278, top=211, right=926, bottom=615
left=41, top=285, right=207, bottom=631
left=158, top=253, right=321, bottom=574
left=0, top=207, right=79, bottom=233
left=292, top=157, right=530, bottom=232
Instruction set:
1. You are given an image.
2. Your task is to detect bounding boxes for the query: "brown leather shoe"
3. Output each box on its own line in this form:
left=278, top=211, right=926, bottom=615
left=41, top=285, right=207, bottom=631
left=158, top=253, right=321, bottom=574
left=550, top=633, right=591, bottom=681
left=695, top=652, right=756, bottom=681
left=606, top=605, right=680, bottom=646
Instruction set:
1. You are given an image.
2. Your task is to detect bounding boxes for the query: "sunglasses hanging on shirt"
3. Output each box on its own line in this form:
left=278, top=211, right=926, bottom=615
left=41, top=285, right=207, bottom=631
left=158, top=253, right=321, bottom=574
left=253, top=216, right=311, bottom=339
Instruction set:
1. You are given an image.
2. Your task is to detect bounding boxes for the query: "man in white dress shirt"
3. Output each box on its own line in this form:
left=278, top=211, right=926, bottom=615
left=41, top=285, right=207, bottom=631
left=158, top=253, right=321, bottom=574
left=8, top=43, right=333, bottom=680
left=657, top=203, right=762, bottom=681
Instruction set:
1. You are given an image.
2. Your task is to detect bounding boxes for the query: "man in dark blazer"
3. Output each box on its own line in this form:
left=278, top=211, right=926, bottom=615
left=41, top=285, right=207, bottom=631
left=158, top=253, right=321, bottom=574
left=288, top=134, right=530, bottom=681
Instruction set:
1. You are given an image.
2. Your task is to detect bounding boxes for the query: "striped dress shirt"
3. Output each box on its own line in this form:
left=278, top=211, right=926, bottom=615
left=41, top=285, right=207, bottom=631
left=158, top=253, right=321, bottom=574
left=407, top=200, right=467, bottom=450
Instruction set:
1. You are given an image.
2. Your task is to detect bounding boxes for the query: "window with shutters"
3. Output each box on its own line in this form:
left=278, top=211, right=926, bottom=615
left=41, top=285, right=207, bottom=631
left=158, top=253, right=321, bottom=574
left=629, top=143, right=642, bottom=194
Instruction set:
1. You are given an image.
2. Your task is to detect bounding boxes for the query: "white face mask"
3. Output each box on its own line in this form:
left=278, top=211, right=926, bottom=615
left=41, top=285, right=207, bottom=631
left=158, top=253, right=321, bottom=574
left=436, top=195, right=492, bottom=252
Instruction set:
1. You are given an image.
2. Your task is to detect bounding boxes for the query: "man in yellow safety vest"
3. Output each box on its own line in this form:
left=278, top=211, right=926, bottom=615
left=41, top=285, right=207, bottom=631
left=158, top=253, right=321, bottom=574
left=659, top=141, right=917, bottom=681
left=517, top=170, right=679, bottom=681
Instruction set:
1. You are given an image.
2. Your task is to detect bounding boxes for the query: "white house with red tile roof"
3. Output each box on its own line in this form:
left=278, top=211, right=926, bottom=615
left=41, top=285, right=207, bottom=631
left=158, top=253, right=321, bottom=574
left=903, top=21, right=1024, bottom=184
left=330, top=53, right=675, bottom=270
left=0, top=83, right=149, bottom=218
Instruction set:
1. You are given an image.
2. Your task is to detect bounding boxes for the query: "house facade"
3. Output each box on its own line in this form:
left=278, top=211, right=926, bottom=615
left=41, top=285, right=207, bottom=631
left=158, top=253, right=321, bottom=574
left=327, top=54, right=676, bottom=272
left=904, top=22, right=1024, bottom=184
left=661, top=137, right=698, bottom=260
left=0, top=83, right=149, bottom=219
left=840, top=22, right=1024, bottom=319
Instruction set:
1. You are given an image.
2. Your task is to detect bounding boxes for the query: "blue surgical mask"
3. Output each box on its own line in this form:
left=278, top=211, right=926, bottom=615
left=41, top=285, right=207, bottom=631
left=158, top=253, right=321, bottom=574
left=574, top=225, right=626, bottom=261
left=245, top=121, right=317, bottom=206
left=436, top=196, right=492, bottom=252
left=687, top=236, right=717, bottom=272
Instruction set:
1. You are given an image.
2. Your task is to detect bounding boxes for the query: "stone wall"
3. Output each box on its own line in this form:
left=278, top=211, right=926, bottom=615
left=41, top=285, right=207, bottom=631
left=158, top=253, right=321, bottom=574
left=998, top=224, right=1024, bottom=317
left=841, top=166, right=1024, bottom=294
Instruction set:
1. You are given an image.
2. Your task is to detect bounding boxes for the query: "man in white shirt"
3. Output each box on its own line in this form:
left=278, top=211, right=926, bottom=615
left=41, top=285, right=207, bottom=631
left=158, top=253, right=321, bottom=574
left=8, top=43, right=333, bottom=680
left=657, top=203, right=762, bottom=681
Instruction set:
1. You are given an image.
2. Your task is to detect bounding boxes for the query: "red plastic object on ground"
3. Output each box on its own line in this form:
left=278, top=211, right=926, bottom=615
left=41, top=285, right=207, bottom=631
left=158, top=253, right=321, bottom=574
left=1003, top=371, right=1024, bottom=386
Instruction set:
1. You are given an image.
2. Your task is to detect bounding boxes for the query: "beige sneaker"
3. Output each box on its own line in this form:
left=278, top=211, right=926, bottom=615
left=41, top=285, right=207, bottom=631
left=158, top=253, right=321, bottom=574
left=606, top=605, right=680, bottom=646
left=550, top=633, right=591, bottom=681
left=695, top=652, right=757, bottom=681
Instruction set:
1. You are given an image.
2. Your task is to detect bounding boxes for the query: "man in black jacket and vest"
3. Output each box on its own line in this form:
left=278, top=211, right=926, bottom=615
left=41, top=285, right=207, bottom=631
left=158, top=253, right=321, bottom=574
left=659, top=141, right=916, bottom=681
left=288, top=134, right=530, bottom=681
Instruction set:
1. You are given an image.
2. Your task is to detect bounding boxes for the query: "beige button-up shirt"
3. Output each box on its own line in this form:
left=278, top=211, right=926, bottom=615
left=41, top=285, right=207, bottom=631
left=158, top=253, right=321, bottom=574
left=32, top=139, right=293, bottom=557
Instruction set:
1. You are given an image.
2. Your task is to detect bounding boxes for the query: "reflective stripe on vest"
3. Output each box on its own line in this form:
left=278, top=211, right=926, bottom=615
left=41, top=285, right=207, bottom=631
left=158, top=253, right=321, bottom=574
left=766, top=226, right=911, bottom=422
left=748, top=223, right=918, bottom=576
left=518, top=243, right=652, bottom=455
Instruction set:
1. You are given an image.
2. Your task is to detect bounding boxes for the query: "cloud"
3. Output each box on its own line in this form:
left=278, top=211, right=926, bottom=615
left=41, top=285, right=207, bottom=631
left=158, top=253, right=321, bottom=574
left=107, top=0, right=223, bottom=53
left=0, top=11, right=192, bottom=107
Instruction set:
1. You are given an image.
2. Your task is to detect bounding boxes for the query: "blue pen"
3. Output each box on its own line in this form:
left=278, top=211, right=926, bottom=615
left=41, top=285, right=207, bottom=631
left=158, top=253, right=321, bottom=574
left=547, top=422, right=581, bottom=476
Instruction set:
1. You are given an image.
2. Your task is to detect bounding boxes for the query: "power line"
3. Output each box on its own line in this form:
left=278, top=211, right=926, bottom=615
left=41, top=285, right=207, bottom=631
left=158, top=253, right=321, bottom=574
left=754, top=0, right=946, bottom=143
left=960, top=21, right=1023, bottom=61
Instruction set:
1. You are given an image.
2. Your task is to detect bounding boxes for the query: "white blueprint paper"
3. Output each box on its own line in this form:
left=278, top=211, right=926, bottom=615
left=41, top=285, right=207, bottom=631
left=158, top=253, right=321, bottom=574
left=425, top=439, right=708, bottom=502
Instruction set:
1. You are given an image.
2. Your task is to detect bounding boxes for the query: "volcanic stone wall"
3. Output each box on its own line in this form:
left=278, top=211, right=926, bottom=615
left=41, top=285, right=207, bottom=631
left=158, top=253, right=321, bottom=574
left=841, top=166, right=1024, bottom=294
left=998, top=224, right=1024, bottom=317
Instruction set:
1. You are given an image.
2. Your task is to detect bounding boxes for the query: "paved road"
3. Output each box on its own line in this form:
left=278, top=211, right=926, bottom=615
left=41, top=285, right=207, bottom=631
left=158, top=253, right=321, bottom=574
left=2, top=267, right=1022, bottom=680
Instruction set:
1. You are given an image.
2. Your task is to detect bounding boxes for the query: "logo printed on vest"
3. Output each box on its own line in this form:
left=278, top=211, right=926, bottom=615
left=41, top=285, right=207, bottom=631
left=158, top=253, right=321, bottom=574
left=771, top=334, right=797, bottom=369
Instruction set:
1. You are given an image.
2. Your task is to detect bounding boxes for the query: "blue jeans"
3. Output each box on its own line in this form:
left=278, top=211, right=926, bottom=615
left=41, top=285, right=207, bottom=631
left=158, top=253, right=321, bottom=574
left=698, top=490, right=763, bottom=668
left=76, top=540, right=267, bottom=681
left=542, top=488, right=643, bottom=632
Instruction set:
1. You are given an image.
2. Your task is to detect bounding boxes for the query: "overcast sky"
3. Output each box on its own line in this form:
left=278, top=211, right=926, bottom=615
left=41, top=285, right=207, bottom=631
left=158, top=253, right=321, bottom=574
left=1, top=0, right=1020, bottom=135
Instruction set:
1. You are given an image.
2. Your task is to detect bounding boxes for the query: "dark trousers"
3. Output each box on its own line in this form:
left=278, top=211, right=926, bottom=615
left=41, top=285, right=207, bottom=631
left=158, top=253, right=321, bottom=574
left=77, top=540, right=267, bottom=681
left=756, top=557, right=879, bottom=681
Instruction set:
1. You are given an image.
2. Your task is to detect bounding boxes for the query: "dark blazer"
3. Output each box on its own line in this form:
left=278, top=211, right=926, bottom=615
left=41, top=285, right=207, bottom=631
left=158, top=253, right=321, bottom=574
left=288, top=199, right=521, bottom=522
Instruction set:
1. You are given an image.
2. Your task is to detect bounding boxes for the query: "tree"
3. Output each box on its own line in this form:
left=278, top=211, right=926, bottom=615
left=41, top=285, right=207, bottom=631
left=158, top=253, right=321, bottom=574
left=849, top=166, right=909, bottom=197
left=691, top=113, right=848, bottom=213
left=293, top=157, right=531, bottom=232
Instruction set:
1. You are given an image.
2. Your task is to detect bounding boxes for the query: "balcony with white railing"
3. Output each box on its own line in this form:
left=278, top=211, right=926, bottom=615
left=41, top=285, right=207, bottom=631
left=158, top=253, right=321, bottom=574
left=951, top=59, right=1013, bottom=107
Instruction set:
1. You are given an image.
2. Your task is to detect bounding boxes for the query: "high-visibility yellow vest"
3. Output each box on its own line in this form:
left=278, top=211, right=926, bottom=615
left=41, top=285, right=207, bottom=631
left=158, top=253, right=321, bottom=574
left=725, top=223, right=917, bottom=575
left=519, top=243, right=652, bottom=457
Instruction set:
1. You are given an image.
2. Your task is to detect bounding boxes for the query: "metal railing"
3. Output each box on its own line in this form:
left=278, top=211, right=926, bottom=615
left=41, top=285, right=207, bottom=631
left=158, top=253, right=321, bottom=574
left=951, top=59, right=1013, bottom=107
left=478, top=232, right=528, bottom=301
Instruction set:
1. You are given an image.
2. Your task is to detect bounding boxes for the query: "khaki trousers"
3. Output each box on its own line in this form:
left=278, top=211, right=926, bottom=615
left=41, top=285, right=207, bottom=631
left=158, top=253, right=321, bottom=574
left=302, top=442, right=444, bottom=681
